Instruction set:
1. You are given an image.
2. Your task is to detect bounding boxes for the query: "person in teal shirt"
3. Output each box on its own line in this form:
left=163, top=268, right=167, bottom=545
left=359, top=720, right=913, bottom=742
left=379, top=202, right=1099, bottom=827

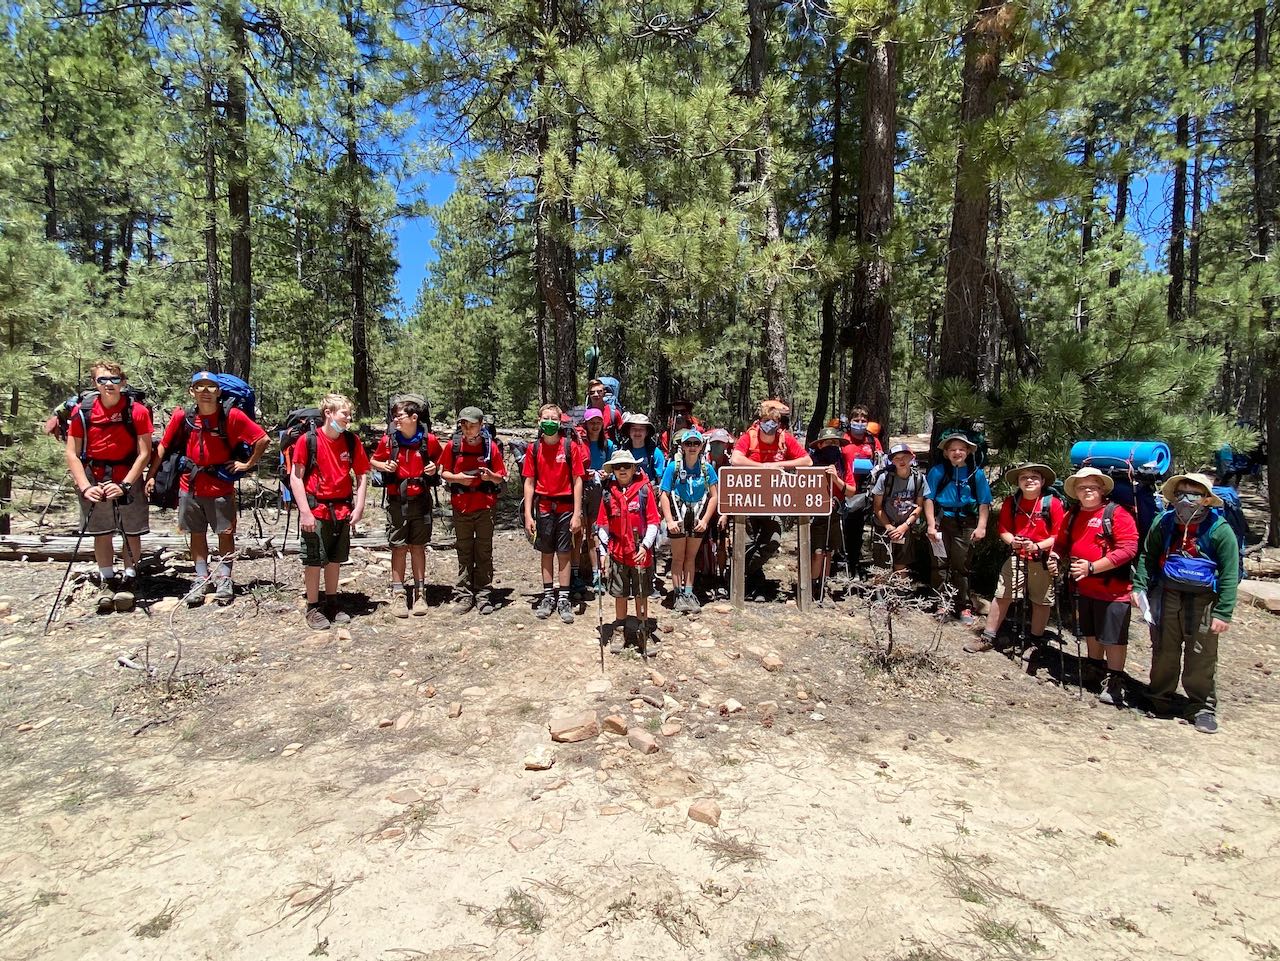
left=924, top=430, right=992, bottom=624
left=660, top=429, right=719, bottom=613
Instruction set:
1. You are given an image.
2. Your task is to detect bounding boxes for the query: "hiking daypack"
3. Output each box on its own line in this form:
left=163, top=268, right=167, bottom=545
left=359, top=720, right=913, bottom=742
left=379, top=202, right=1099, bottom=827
left=294, top=426, right=360, bottom=510
left=1156, top=510, right=1226, bottom=594
left=447, top=427, right=499, bottom=496
left=149, top=377, right=257, bottom=508
left=54, top=387, right=150, bottom=445
left=1105, top=474, right=1159, bottom=542
left=278, top=408, right=324, bottom=506
left=881, top=469, right=925, bottom=512
left=1211, top=486, right=1250, bottom=563
left=371, top=430, right=439, bottom=495
left=371, top=394, right=438, bottom=491
left=1005, top=493, right=1060, bottom=536
left=936, top=462, right=981, bottom=515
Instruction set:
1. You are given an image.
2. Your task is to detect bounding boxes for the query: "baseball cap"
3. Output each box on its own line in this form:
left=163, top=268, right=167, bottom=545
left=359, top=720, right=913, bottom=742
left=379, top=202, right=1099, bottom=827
left=458, top=406, right=484, bottom=423
left=191, top=371, right=218, bottom=385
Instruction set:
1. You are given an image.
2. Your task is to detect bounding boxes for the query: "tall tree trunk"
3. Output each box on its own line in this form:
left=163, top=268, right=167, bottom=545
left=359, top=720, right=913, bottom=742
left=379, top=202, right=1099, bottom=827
left=344, top=14, right=373, bottom=418
left=1167, top=42, right=1190, bottom=325
left=42, top=68, right=57, bottom=242
left=748, top=0, right=791, bottom=402
left=1189, top=71, right=1204, bottom=318
left=117, top=207, right=135, bottom=287
left=223, top=4, right=252, bottom=381
left=1108, top=165, right=1129, bottom=290
left=296, top=207, right=312, bottom=389
left=203, top=75, right=223, bottom=368
left=0, top=316, right=14, bottom=534
left=847, top=37, right=896, bottom=426
left=1077, top=134, right=1095, bottom=331
left=1254, top=5, right=1279, bottom=545
left=809, top=51, right=846, bottom=440
left=939, top=0, right=1010, bottom=384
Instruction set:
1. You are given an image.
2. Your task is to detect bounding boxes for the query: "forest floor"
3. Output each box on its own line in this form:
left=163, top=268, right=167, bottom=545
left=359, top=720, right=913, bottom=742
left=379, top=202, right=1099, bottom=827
left=1, top=487, right=1279, bottom=961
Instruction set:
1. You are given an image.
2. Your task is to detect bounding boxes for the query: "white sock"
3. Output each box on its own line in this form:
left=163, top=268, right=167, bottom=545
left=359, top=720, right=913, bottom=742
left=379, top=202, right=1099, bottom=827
left=195, top=560, right=209, bottom=577
left=123, top=567, right=136, bottom=579
left=99, top=566, right=114, bottom=581
left=217, top=563, right=231, bottom=578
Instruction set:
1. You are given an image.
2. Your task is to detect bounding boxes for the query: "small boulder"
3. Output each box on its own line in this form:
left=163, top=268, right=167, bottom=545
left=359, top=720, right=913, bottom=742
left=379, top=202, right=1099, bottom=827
left=394, top=711, right=413, bottom=732
left=548, top=711, right=600, bottom=743
left=688, top=799, right=721, bottom=826
left=761, top=653, right=784, bottom=672
left=387, top=788, right=423, bottom=804
left=648, top=669, right=667, bottom=688
left=447, top=702, right=463, bottom=718
left=627, top=728, right=660, bottom=755
left=523, top=747, right=556, bottom=771
left=601, top=714, right=628, bottom=735
left=660, top=722, right=682, bottom=737
left=719, top=698, right=744, bottom=715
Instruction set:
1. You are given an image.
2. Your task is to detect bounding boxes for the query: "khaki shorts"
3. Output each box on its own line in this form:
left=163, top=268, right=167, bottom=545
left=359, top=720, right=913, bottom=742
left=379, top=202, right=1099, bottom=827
left=301, top=518, right=351, bottom=568
left=177, top=493, right=236, bottom=535
left=608, top=563, right=653, bottom=599
left=80, top=490, right=150, bottom=537
left=387, top=496, right=432, bottom=547
left=995, top=554, right=1055, bottom=606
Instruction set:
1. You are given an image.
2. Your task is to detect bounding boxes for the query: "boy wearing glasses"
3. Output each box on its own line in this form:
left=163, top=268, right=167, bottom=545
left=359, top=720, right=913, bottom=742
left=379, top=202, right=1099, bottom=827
left=65, top=361, right=154, bottom=614
left=151, top=371, right=269, bottom=607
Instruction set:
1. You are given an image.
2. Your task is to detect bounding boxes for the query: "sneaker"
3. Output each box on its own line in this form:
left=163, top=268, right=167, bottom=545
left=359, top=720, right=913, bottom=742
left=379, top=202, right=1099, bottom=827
left=326, top=600, right=351, bottom=626
left=964, top=632, right=996, bottom=654
left=305, top=605, right=331, bottom=631
left=958, top=609, right=977, bottom=626
left=557, top=595, right=575, bottom=624
left=412, top=591, right=430, bottom=616
left=714, top=584, right=730, bottom=600
left=534, top=591, right=555, bottom=619
left=477, top=598, right=496, bottom=616
left=1098, top=672, right=1130, bottom=708
left=607, top=623, right=625, bottom=654
left=97, top=579, right=118, bottom=615
left=570, top=573, right=586, bottom=602
left=212, top=576, right=234, bottom=607
left=684, top=590, right=701, bottom=614
left=1193, top=712, right=1219, bottom=735
left=671, top=591, right=689, bottom=613
left=184, top=577, right=214, bottom=609
left=390, top=587, right=409, bottom=619
left=452, top=592, right=474, bottom=615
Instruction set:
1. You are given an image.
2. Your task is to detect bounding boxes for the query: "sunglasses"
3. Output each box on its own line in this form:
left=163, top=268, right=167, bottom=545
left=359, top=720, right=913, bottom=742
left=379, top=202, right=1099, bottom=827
left=192, top=383, right=219, bottom=392
left=96, top=376, right=123, bottom=385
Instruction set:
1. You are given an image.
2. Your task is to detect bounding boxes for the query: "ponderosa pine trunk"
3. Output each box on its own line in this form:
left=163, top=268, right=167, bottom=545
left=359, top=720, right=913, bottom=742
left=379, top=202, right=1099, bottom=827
left=223, top=5, right=252, bottom=381
left=1168, top=43, right=1190, bottom=325
left=847, top=37, right=896, bottom=426
left=808, top=51, right=846, bottom=440
left=939, top=0, right=1010, bottom=384
left=203, top=72, right=222, bottom=368
left=1078, top=134, right=1094, bottom=331
left=344, top=13, right=373, bottom=418
left=1253, top=5, right=1280, bottom=545
left=1109, top=166, right=1129, bottom=291
left=42, top=68, right=56, bottom=242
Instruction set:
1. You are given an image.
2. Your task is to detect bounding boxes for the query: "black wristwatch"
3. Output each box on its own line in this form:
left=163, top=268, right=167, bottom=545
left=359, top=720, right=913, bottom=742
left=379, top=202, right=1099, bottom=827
left=1087, top=561, right=1095, bottom=575
left=121, top=482, right=133, bottom=494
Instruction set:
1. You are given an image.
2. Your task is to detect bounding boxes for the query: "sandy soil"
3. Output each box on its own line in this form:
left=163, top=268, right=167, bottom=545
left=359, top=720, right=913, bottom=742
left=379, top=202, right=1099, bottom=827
left=1, top=496, right=1278, bottom=961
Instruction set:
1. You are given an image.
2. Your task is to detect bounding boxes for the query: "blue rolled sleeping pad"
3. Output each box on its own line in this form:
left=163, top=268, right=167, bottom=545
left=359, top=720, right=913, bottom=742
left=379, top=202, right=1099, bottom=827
left=852, top=457, right=875, bottom=476
left=1069, top=440, right=1171, bottom=476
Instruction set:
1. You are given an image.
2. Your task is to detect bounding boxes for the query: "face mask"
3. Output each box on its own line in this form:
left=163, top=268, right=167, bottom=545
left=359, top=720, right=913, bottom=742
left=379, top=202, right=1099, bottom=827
left=849, top=422, right=867, bottom=436
left=328, top=419, right=345, bottom=432
left=539, top=420, right=561, bottom=436
left=710, top=444, right=726, bottom=457
left=1174, top=493, right=1207, bottom=525
left=759, top=419, right=778, bottom=434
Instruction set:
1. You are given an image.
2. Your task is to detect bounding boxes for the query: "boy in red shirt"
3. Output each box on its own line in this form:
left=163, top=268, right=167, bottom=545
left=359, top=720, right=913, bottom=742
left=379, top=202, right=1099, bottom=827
left=596, top=450, right=661, bottom=653
left=64, top=360, right=153, bottom=614
left=288, top=394, right=371, bottom=631
left=967, top=464, right=1063, bottom=656
left=369, top=397, right=442, bottom=618
left=730, top=398, right=812, bottom=600
left=1049, top=467, right=1141, bottom=707
left=840, top=404, right=885, bottom=581
left=439, top=406, right=506, bottom=615
left=523, top=402, right=587, bottom=623
left=151, top=371, right=269, bottom=608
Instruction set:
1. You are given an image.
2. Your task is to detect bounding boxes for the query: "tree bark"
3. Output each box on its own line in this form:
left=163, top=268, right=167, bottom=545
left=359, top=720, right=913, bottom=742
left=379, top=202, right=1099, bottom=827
left=223, top=4, right=253, bottom=381
left=0, top=316, right=14, bottom=535
left=42, top=68, right=57, bottom=242
left=203, top=75, right=223, bottom=368
left=808, top=51, right=846, bottom=440
left=1253, top=5, right=1279, bottom=545
left=344, top=11, right=372, bottom=418
left=939, top=0, right=1009, bottom=384
left=1108, top=166, right=1129, bottom=290
left=1189, top=56, right=1205, bottom=319
left=846, top=37, right=896, bottom=427
left=1167, top=43, right=1190, bottom=325
left=1077, top=135, right=1094, bottom=331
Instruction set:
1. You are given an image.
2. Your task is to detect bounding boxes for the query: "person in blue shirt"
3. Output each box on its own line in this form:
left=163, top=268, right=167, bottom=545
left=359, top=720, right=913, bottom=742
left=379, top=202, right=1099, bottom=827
left=660, top=429, right=719, bottom=613
left=924, top=430, right=992, bottom=624
left=577, top=408, right=615, bottom=593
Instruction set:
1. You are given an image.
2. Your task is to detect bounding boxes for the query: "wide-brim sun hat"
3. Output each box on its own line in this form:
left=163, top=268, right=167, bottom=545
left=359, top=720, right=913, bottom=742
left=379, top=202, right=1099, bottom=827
left=1064, top=466, right=1114, bottom=499
left=814, top=427, right=848, bottom=445
left=1161, top=472, right=1224, bottom=508
left=937, top=429, right=977, bottom=452
left=603, top=449, right=642, bottom=472
left=1004, top=462, right=1056, bottom=488
left=621, top=412, right=654, bottom=432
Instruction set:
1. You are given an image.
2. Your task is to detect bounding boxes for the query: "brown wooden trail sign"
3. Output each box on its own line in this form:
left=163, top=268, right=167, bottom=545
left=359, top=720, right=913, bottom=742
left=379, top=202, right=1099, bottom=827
left=717, top=467, right=834, bottom=612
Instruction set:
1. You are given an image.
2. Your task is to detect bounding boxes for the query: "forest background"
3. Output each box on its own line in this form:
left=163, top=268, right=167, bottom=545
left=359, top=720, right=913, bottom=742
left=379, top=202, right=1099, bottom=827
left=1, top=0, right=1277, bottom=538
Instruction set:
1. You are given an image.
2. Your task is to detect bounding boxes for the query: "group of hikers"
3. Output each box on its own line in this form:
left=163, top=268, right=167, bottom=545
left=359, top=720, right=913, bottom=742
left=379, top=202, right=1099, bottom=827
left=60, top=362, right=1243, bottom=734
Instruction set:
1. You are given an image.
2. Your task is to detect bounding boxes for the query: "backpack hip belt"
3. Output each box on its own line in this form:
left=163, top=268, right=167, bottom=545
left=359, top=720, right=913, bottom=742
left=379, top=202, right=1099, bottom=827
left=306, top=494, right=355, bottom=512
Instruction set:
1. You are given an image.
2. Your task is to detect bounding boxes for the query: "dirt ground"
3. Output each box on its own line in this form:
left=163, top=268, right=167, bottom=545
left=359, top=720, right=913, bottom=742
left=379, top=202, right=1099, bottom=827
left=1, top=491, right=1279, bottom=961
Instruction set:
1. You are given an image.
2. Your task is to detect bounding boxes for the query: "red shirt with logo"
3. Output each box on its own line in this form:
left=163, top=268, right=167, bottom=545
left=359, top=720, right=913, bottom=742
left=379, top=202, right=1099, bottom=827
left=439, top=436, right=506, bottom=513
left=596, top=478, right=660, bottom=567
left=732, top=426, right=806, bottom=464
left=67, top=397, right=153, bottom=484
left=161, top=407, right=267, bottom=498
left=292, top=430, right=371, bottom=521
left=1052, top=503, right=1139, bottom=601
left=998, top=495, right=1065, bottom=548
left=522, top=436, right=587, bottom=513
left=841, top=434, right=883, bottom=493
left=371, top=431, right=443, bottom=499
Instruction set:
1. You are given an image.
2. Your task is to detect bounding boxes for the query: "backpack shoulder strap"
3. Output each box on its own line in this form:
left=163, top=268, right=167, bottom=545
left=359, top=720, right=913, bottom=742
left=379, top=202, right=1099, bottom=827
left=1040, top=494, right=1053, bottom=529
left=120, top=395, right=137, bottom=438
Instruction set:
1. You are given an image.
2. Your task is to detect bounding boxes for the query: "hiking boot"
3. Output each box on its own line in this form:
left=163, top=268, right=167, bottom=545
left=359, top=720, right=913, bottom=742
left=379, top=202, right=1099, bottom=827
left=607, top=622, right=625, bottom=654
left=569, top=573, right=586, bottom=602
left=557, top=595, right=575, bottom=624
left=305, top=605, right=331, bottom=631
left=684, top=590, right=701, bottom=614
left=534, top=591, right=555, bottom=619
left=1098, top=672, right=1131, bottom=708
left=452, top=592, right=474, bottom=615
left=97, top=578, right=118, bottom=615
left=184, top=576, right=214, bottom=609
left=958, top=609, right=976, bottom=626
left=1193, top=712, right=1219, bottom=735
left=672, top=591, right=690, bottom=613
left=326, top=600, right=351, bottom=626
left=964, top=631, right=997, bottom=654
left=476, top=591, right=495, bottom=615
left=412, top=590, right=430, bottom=616
left=212, top=576, right=234, bottom=607
left=390, top=586, right=409, bottom=618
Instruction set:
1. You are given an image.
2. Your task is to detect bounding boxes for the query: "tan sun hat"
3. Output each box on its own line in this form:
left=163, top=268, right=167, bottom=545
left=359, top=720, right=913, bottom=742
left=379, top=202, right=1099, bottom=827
left=1064, top=466, right=1114, bottom=499
left=602, top=449, right=642, bottom=473
left=1160, top=472, right=1224, bottom=508
left=1003, top=462, right=1056, bottom=488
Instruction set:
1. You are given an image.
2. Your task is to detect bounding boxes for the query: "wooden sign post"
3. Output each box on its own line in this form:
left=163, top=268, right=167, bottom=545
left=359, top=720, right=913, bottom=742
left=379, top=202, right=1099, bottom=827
left=717, top=466, right=833, bottom=612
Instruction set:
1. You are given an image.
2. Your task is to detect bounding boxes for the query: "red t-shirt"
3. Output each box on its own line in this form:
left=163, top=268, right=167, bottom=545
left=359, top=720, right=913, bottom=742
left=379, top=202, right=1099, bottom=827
left=659, top=415, right=706, bottom=451
left=1052, top=503, right=1140, bottom=601
left=292, top=430, right=371, bottom=521
left=596, top=479, right=660, bottom=567
left=161, top=407, right=267, bottom=498
left=67, top=397, right=153, bottom=483
left=438, top=436, right=507, bottom=513
left=521, top=436, right=586, bottom=512
left=998, top=495, right=1065, bottom=548
left=732, top=426, right=806, bottom=464
left=841, top=435, right=883, bottom=493
left=371, top=432, right=443, bottom=499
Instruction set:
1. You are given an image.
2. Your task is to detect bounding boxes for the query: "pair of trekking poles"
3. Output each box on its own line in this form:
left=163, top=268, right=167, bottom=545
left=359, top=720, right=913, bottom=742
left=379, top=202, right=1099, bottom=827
left=44, top=493, right=141, bottom=634
left=1009, top=546, right=1084, bottom=698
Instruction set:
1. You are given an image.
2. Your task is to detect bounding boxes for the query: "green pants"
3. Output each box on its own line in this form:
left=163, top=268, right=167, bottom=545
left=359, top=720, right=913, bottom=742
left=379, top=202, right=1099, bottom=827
left=932, top=515, right=976, bottom=613
left=1149, top=589, right=1219, bottom=718
left=453, top=508, right=495, bottom=600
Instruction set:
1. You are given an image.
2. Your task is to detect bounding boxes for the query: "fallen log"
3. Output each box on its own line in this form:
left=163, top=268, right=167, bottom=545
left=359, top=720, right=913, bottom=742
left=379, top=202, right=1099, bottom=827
left=0, top=532, right=459, bottom=562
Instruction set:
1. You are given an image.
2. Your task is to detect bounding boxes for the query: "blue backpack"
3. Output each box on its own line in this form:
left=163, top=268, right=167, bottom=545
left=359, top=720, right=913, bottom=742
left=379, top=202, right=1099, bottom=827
left=1211, top=486, right=1249, bottom=564
left=1157, top=510, right=1226, bottom=595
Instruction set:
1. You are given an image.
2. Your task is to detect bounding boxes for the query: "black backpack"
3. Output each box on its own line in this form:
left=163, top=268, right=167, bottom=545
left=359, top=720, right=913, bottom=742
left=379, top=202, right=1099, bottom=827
left=447, top=427, right=499, bottom=495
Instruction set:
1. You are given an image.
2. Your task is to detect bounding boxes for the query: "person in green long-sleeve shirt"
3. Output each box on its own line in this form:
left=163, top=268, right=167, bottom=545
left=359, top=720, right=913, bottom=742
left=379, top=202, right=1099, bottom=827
left=1132, top=472, right=1239, bottom=734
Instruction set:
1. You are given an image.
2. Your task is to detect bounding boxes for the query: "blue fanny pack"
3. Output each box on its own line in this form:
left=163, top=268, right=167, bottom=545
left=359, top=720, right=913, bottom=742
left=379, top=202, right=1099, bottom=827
left=1162, top=554, right=1218, bottom=594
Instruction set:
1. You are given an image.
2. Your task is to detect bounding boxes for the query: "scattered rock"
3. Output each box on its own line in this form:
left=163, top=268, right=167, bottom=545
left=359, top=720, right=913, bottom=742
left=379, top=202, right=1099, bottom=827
left=1239, top=579, right=1280, bottom=613
left=710, top=603, right=732, bottom=614
left=719, top=698, right=744, bottom=715
left=599, top=804, right=627, bottom=816
left=585, top=678, right=611, bottom=694
left=419, top=684, right=437, bottom=697
left=389, top=669, right=405, bottom=679
left=648, top=669, right=667, bottom=687
left=394, top=711, right=413, bottom=732
left=508, top=830, right=546, bottom=852
left=756, top=700, right=779, bottom=717
left=281, top=742, right=303, bottom=757
left=796, top=690, right=810, bottom=702
left=523, top=747, right=556, bottom=771
left=549, top=711, right=599, bottom=742
left=16, top=723, right=33, bottom=733
left=601, top=714, right=628, bottom=735
left=688, top=799, right=721, bottom=826
left=629, top=698, right=645, bottom=709
left=388, top=788, right=423, bottom=804
left=336, top=628, right=352, bottom=642
left=660, top=722, right=682, bottom=737
left=340, top=663, right=354, bottom=671
left=0, top=601, right=11, bottom=614
left=0, top=662, right=11, bottom=671
left=461, top=686, right=486, bottom=697
left=542, top=812, right=565, bottom=834
left=447, top=702, right=463, bottom=718
left=695, top=638, right=716, bottom=648
left=627, top=728, right=660, bottom=755
left=427, top=775, right=447, bottom=787
left=762, top=653, right=784, bottom=672
left=377, top=718, right=394, bottom=728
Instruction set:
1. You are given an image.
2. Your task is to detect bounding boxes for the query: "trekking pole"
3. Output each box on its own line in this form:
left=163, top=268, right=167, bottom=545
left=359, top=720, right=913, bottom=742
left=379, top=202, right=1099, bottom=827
left=1048, top=555, right=1065, bottom=685
left=1062, top=573, right=1083, bottom=699
left=1017, top=549, right=1028, bottom=656
left=595, top=566, right=605, bottom=674
left=44, top=522, right=89, bottom=634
